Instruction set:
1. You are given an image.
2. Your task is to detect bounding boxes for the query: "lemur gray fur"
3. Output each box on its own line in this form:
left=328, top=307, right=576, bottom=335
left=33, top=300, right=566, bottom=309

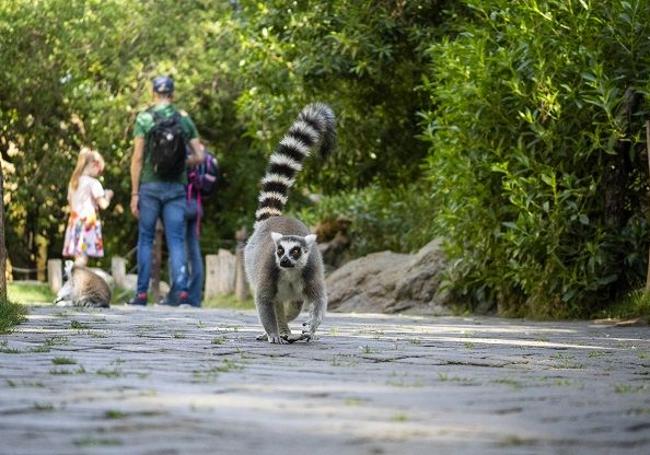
left=54, top=260, right=111, bottom=308
left=244, top=103, right=336, bottom=344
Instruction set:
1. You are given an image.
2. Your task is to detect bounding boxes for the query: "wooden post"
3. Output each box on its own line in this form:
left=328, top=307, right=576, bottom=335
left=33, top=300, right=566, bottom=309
left=218, top=249, right=237, bottom=294
left=0, top=159, right=5, bottom=300
left=5, top=258, right=12, bottom=285
left=111, top=256, right=127, bottom=288
left=151, top=219, right=164, bottom=302
left=204, top=254, right=219, bottom=299
left=47, top=259, right=63, bottom=294
left=645, top=120, right=650, bottom=292
left=204, top=249, right=237, bottom=298
left=36, top=234, right=47, bottom=282
left=235, top=227, right=249, bottom=301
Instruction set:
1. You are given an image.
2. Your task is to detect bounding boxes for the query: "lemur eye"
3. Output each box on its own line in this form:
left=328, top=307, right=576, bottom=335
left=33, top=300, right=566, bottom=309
left=290, top=247, right=301, bottom=259
left=277, top=246, right=284, bottom=257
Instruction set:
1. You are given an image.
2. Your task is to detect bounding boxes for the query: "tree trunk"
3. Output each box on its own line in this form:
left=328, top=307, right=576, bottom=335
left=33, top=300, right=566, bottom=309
left=645, top=120, right=650, bottom=292
left=0, top=159, right=7, bottom=300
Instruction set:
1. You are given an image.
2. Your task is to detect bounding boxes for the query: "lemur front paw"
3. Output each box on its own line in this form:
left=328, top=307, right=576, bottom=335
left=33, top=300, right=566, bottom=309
left=268, top=335, right=288, bottom=344
left=299, top=329, right=317, bottom=342
left=283, top=333, right=310, bottom=343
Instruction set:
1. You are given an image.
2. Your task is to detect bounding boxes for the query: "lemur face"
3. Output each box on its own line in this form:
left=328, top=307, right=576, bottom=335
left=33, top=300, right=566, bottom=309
left=271, top=232, right=316, bottom=269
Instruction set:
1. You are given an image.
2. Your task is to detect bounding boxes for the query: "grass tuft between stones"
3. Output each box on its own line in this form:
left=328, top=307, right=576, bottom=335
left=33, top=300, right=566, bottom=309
left=0, top=298, right=26, bottom=333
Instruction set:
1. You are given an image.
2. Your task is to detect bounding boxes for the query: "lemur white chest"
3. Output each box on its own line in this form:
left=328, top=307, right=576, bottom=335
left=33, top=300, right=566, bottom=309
left=276, top=269, right=304, bottom=302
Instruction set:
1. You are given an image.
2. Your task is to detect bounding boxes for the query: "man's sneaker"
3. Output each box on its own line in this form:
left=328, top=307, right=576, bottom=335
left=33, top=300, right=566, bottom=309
left=178, top=291, right=190, bottom=306
left=127, top=292, right=148, bottom=306
left=156, top=296, right=178, bottom=307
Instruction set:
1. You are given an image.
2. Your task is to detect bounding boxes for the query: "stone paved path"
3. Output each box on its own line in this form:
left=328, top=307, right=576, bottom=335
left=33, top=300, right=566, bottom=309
left=0, top=306, right=649, bottom=454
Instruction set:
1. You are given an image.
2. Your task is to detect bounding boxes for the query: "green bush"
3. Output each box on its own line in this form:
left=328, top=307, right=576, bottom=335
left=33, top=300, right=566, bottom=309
left=5, top=0, right=650, bottom=320
left=0, top=0, right=451, bottom=266
left=421, top=0, right=650, bottom=317
left=296, top=183, right=437, bottom=256
left=595, top=286, right=650, bottom=320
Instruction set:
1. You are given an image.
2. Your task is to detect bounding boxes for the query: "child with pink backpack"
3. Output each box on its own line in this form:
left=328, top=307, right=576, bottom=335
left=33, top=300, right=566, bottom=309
left=162, top=143, right=218, bottom=307
left=184, top=145, right=218, bottom=307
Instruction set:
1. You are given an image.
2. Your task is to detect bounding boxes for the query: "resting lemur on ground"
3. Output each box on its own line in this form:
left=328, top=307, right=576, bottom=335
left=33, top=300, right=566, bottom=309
left=54, top=260, right=111, bottom=308
left=244, top=103, right=336, bottom=344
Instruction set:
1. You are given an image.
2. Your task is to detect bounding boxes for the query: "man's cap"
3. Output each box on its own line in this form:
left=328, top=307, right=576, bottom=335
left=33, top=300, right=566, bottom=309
left=152, top=75, right=174, bottom=94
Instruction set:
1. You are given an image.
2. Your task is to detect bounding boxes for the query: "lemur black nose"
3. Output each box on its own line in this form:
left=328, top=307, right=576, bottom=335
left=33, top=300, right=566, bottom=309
left=280, top=257, right=292, bottom=268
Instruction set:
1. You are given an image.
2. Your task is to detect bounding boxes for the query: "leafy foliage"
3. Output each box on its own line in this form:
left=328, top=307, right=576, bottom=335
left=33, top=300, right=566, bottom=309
left=595, top=286, right=650, bottom=320
left=2, top=0, right=650, bottom=319
left=228, top=0, right=449, bottom=191
left=297, top=182, right=437, bottom=257
left=421, top=0, right=650, bottom=317
left=1, top=0, right=449, bottom=268
left=0, top=0, right=248, bottom=267
left=225, top=0, right=451, bottom=257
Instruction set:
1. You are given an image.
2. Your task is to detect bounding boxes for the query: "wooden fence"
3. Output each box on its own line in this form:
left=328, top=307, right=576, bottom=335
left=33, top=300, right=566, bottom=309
left=12, top=220, right=250, bottom=302
left=46, top=249, right=249, bottom=302
left=43, top=223, right=249, bottom=302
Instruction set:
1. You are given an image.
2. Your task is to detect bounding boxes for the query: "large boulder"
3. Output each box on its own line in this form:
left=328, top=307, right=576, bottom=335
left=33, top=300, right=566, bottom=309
left=326, top=238, right=452, bottom=315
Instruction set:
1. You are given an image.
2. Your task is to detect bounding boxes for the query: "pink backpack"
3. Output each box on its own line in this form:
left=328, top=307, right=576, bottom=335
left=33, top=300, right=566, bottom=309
left=186, top=152, right=219, bottom=233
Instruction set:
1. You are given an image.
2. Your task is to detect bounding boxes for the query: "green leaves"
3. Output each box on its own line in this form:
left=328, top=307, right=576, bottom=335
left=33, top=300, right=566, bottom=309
left=3, top=0, right=649, bottom=320
left=422, top=0, right=650, bottom=317
left=0, top=0, right=240, bottom=265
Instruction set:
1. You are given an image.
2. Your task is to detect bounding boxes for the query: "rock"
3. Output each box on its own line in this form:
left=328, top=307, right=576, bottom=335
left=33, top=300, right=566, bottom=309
left=593, top=317, right=649, bottom=327
left=326, top=238, right=452, bottom=315
left=326, top=251, right=410, bottom=313
left=614, top=317, right=648, bottom=327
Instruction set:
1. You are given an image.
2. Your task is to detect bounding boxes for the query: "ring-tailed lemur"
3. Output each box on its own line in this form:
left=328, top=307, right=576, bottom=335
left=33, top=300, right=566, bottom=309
left=54, top=260, right=111, bottom=308
left=244, top=103, right=336, bottom=344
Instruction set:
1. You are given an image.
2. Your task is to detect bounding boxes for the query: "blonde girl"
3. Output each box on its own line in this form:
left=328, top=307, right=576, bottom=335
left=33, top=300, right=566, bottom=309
left=62, top=147, right=113, bottom=266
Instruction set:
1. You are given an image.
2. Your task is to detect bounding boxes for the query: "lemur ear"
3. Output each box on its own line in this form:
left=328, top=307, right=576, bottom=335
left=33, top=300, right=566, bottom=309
left=304, top=234, right=317, bottom=247
left=271, top=232, right=283, bottom=244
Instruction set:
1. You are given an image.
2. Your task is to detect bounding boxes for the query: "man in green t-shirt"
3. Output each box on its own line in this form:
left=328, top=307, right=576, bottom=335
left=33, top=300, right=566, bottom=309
left=128, top=75, right=204, bottom=306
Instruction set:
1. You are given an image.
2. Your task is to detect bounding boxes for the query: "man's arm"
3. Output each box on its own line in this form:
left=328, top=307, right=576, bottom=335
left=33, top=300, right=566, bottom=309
left=186, top=138, right=205, bottom=167
left=130, top=136, right=145, bottom=218
left=180, top=111, right=204, bottom=167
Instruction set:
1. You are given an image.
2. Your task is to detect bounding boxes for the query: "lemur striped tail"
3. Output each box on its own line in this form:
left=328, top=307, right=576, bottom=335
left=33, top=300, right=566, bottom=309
left=254, top=103, right=336, bottom=226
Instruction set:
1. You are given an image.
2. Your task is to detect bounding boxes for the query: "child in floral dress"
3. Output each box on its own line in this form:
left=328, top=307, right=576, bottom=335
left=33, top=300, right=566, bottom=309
left=62, top=147, right=113, bottom=266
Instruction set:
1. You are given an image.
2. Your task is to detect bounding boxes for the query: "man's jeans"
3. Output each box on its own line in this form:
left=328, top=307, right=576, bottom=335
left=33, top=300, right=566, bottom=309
left=137, top=182, right=188, bottom=301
